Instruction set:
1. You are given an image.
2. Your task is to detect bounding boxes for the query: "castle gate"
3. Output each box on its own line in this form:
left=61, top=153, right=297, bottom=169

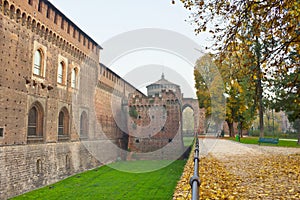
left=182, top=98, right=203, bottom=135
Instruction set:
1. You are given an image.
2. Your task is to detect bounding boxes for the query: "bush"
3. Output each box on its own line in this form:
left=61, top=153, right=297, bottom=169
left=250, top=130, right=298, bottom=139
left=129, top=107, right=138, bottom=119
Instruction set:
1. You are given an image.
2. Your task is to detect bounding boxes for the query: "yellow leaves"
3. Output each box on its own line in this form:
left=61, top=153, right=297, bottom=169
left=174, top=149, right=300, bottom=200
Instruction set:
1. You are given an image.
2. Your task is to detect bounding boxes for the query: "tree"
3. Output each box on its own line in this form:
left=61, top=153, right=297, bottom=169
left=178, top=0, right=300, bottom=138
left=216, top=46, right=257, bottom=137
left=194, top=53, right=225, bottom=133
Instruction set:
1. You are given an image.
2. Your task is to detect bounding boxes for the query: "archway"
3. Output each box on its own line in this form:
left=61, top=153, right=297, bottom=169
left=182, top=106, right=194, bottom=136
left=182, top=98, right=203, bottom=135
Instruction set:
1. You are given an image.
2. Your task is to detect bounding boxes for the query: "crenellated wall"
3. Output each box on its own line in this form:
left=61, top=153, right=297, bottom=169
left=0, top=0, right=101, bottom=62
left=127, top=90, right=183, bottom=156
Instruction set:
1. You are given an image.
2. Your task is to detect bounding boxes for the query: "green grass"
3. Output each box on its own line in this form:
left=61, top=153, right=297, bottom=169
left=183, top=136, right=195, bottom=147
left=12, top=160, right=186, bottom=200
left=229, top=137, right=300, bottom=148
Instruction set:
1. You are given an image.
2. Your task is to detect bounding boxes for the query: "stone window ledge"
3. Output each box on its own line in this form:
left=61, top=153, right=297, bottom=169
left=27, top=136, right=44, bottom=144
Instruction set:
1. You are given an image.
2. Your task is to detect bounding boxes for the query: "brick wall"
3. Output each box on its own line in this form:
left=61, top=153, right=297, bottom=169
left=127, top=91, right=184, bottom=158
left=0, top=0, right=143, bottom=198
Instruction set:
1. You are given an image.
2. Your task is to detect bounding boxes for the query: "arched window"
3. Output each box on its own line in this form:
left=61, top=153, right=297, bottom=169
left=71, top=68, right=78, bottom=88
left=33, top=49, right=43, bottom=76
left=58, top=107, right=69, bottom=136
left=3, top=0, right=9, bottom=15
left=28, top=0, right=33, bottom=6
left=28, top=107, right=37, bottom=136
left=80, top=111, right=88, bottom=138
left=58, top=111, right=64, bottom=135
left=9, top=5, right=15, bottom=19
left=28, top=102, right=44, bottom=137
left=57, top=61, right=64, bottom=84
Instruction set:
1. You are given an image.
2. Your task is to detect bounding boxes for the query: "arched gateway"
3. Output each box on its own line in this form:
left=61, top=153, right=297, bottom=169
left=182, top=98, right=203, bottom=135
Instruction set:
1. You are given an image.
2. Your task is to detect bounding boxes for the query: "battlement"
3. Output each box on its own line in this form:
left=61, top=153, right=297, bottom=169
left=97, top=63, right=145, bottom=98
left=1, top=0, right=101, bottom=62
left=128, top=89, right=180, bottom=106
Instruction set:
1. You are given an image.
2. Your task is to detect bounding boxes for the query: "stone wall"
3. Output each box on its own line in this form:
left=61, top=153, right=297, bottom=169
left=0, top=0, right=142, bottom=198
left=0, top=140, right=124, bottom=199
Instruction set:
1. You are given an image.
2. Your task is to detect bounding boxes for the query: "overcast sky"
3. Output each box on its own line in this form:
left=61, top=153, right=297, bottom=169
left=48, top=0, right=212, bottom=98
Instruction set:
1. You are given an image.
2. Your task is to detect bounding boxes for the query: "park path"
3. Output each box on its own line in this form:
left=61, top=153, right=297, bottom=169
left=173, top=139, right=300, bottom=199
left=199, top=139, right=300, bottom=199
left=199, top=138, right=300, bottom=158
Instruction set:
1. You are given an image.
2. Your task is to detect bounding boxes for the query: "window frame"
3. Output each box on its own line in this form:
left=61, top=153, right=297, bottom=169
left=71, top=67, right=79, bottom=89
left=58, top=107, right=70, bottom=137
left=57, top=55, right=68, bottom=86
left=32, top=41, right=47, bottom=79
left=33, top=49, right=43, bottom=76
left=80, top=111, right=88, bottom=139
left=0, top=127, right=4, bottom=138
left=27, top=102, right=44, bottom=138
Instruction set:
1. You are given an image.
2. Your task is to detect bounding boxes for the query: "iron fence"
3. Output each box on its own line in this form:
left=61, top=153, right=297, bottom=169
left=189, top=137, right=201, bottom=200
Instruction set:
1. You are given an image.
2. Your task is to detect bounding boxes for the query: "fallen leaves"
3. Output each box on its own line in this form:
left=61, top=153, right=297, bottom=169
left=173, top=150, right=300, bottom=199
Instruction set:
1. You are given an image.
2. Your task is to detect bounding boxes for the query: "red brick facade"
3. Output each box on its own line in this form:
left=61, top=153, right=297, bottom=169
left=0, top=0, right=205, bottom=198
left=0, top=0, right=140, bottom=198
left=127, top=90, right=183, bottom=157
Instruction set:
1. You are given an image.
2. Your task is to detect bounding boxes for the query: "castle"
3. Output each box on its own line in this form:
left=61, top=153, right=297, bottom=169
left=0, top=0, right=204, bottom=198
left=127, top=74, right=184, bottom=159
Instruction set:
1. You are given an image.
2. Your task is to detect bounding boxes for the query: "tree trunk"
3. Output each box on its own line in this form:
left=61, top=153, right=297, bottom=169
left=240, top=122, right=243, bottom=138
left=255, top=36, right=264, bottom=138
left=298, top=132, right=300, bottom=145
left=227, top=120, right=234, bottom=137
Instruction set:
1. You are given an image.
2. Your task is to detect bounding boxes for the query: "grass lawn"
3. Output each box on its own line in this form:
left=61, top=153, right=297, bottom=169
left=183, top=136, right=195, bottom=147
left=229, top=137, right=300, bottom=148
left=12, top=160, right=186, bottom=200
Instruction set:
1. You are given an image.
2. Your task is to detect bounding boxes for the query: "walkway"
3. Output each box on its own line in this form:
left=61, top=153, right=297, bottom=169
left=199, top=138, right=300, bottom=158
left=173, top=139, right=300, bottom=199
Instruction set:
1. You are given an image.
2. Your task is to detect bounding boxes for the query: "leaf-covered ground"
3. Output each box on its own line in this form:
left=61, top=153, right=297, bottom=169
left=173, top=139, right=300, bottom=199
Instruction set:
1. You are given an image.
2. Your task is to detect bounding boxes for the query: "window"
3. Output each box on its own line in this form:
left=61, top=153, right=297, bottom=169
left=36, top=159, right=42, bottom=174
left=38, top=0, right=42, bottom=12
left=33, top=49, right=43, bottom=76
left=58, top=108, right=69, bottom=136
left=71, top=68, right=78, bottom=88
left=28, top=102, right=44, bottom=137
left=58, top=111, right=64, bottom=135
left=67, top=23, right=70, bottom=34
left=66, top=155, right=70, bottom=169
left=57, top=62, right=64, bottom=84
left=46, top=7, right=50, bottom=18
left=28, top=107, right=37, bottom=135
left=0, top=128, right=3, bottom=137
left=80, top=111, right=88, bottom=138
left=54, top=13, right=58, bottom=24
left=28, top=0, right=33, bottom=5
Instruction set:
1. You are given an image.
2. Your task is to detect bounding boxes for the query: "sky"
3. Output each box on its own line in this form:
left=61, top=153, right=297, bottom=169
left=49, top=0, right=213, bottom=98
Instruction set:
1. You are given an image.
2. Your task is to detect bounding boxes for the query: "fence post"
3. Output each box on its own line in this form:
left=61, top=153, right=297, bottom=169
left=190, top=137, right=200, bottom=200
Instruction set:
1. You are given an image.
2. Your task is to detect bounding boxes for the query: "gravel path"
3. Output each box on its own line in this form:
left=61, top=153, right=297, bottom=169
left=199, top=139, right=300, bottom=159
left=198, top=139, right=300, bottom=199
